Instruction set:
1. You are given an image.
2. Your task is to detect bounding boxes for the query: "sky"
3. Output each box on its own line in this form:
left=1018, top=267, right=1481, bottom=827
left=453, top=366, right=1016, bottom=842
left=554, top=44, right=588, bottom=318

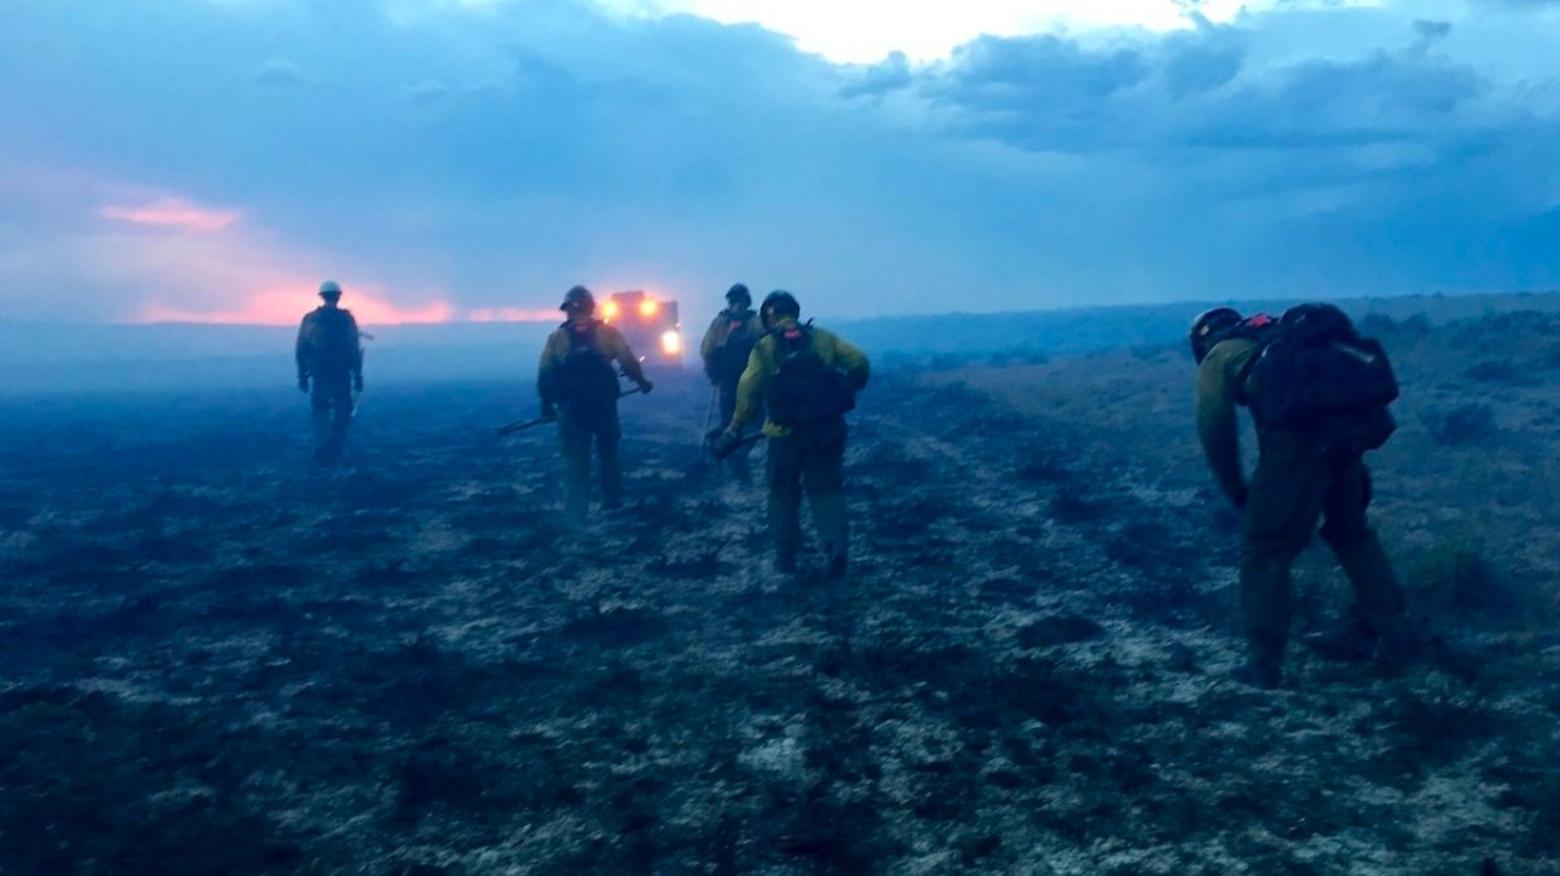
left=1, top=0, right=1558, bottom=325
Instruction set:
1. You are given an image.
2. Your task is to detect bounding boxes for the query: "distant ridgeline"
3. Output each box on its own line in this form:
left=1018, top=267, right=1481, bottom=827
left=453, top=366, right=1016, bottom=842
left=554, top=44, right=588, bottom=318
left=835, top=292, right=1560, bottom=364
left=1, top=291, right=1557, bottom=394
left=0, top=321, right=557, bottom=394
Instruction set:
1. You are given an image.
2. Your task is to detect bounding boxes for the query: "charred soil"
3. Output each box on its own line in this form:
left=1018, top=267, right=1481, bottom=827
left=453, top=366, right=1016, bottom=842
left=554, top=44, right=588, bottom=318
left=1, top=316, right=1557, bottom=874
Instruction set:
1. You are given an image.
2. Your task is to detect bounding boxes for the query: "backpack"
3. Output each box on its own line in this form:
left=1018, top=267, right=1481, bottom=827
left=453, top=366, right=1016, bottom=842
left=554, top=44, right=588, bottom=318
left=308, top=308, right=358, bottom=371
left=554, top=321, right=620, bottom=402
left=710, top=311, right=758, bottom=383
left=766, top=324, right=858, bottom=428
left=1235, top=304, right=1399, bottom=450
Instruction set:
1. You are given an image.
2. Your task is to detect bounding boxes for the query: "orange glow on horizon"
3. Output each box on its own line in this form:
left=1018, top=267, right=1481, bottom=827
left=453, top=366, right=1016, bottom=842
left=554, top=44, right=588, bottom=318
left=467, top=307, right=562, bottom=323
left=136, top=286, right=458, bottom=326
left=136, top=292, right=569, bottom=326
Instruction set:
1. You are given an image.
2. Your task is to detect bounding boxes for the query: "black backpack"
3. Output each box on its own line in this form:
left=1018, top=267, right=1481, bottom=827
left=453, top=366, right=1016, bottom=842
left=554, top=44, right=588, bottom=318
left=710, top=311, right=759, bottom=383
left=555, top=322, right=619, bottom=401
left=1236, top=304, right=1399, bottom=450
left=308, top=308, right=358, bottom=370
left=767, top=324, right=858, bottom=428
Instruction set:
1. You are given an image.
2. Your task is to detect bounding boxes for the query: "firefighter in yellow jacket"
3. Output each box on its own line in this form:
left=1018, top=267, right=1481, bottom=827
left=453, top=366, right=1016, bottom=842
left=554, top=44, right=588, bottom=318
left=538, top=286, right=652, bottom=517
left=714, top=291, right=870, bottom=577
left=700, top=283, right=765, bottom=482
left=1192, top=306, right=1416, bottom=688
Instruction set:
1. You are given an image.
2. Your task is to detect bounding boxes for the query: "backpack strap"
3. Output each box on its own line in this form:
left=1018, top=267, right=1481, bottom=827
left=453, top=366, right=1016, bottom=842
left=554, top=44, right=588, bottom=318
left=1227, top=315, right=1278, bottom=406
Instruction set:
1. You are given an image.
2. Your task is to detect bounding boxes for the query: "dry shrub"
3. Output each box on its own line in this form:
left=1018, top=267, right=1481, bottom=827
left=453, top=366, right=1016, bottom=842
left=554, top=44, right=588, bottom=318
left=1421, top=404, right=1497, bottom=447
left=1464, top=360, right=1529, bottom=385
left=1409, top=536, right=1517, bottom=621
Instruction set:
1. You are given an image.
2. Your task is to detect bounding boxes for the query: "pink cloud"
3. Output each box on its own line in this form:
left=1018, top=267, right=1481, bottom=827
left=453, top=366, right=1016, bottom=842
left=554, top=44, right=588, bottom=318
left=99, top=197, right=241, bottom=233
left=1, top=161, right=475, bottom=324
left=137, top=285, right=458, bottom=326
left=85, top=190, right=453, bottom=326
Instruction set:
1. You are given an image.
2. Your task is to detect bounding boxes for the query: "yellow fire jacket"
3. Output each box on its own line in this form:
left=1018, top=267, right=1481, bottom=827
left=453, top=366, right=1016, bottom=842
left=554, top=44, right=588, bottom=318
left=1195, top=337, right=1262, bottom=505
left=731, top=317, right=870, bottom=438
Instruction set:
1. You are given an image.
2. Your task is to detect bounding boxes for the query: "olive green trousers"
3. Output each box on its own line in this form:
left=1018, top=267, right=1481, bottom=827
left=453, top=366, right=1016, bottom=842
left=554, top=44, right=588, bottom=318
left=1240, top=431, right=1409, bottom=670
left=766, top=418, right=849, bottom=568
left=559, top=401, right=621, bottom=517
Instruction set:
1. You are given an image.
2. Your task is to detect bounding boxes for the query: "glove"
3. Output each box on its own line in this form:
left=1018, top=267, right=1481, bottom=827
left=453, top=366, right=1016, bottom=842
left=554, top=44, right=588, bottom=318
left=353, top=373, right=364, bottom=393
left=541, top=401, right=558, bottom=421
left=710, top=428, right=743, bottom=460
left=297, top=375, right=310, bottom=394
left=637, top=378, right=654, bottom=394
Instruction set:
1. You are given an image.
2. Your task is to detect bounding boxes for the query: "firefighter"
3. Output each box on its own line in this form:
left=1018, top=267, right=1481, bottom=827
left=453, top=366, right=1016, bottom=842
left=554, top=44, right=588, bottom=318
left=714, top=291, right=869, bottom=578
left=295, top=280, right=363, bottom=465
left=700, top=283, right=765, bottom=483
left=538, top=285, right=653, bottom=518
left=1192, top=305, right=1418, bottom=688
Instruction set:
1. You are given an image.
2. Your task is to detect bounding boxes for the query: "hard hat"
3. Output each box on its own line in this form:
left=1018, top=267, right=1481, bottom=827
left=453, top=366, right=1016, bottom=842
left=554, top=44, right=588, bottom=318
left=1189, top=307, right=1243, bottom=364
left=560, top=285, right=595, bottom=312
left=726, top=283, right=751, bottom=305
left=760, top=290, right=800, bottom=330
left=318, top=280, right=343, bottom=299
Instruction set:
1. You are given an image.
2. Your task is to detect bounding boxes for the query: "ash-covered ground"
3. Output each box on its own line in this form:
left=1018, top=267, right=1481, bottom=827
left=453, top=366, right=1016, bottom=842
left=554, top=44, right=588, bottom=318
left=2, top=314, right=1558, bottom=875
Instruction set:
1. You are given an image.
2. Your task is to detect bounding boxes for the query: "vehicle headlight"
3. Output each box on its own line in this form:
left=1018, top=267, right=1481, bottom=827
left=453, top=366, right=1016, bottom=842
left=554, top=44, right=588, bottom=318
left=660, top=330, right=682, bottom=356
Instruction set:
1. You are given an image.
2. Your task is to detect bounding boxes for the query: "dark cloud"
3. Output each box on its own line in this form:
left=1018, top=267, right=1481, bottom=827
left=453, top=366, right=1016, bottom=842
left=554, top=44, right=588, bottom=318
left=1184, top=51, right=1486, bottom=150
left=0, top=0, right=1558, bottom=322
left=924, top=22, right=1489, bottom=155
left=944, top=34, right=1148, bottom=104
left=841, top=52, right=912, bottom=99
left=1414, top=19, right=1454, bottom=39
left=401, top=78, right=451, bottom=107
left=1161, top=29, right=1245, bottom=98
left=252, top=57, right=314, bottom=89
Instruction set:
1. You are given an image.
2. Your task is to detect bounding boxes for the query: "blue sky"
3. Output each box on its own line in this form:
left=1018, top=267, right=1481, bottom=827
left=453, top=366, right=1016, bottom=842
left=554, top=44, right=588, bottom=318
left=1, top=0, right=1558, bottom=324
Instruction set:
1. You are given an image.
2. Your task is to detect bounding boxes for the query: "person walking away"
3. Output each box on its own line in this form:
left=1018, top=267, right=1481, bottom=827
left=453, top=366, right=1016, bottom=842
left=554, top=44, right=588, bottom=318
left=295, top=280, right=363, bottom=465
left=538, top=285, right=653, bottom=518
left=700, top=283, right=765, bottom=483
left=1191, top=304, right=1419, bottom=688
left=715, top=291, right=869, bottom=578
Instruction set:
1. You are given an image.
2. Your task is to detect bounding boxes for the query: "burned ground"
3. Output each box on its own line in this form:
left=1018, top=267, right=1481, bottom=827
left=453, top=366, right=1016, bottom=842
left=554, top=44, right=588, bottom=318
left=1, top=312, right=1557, bottom=874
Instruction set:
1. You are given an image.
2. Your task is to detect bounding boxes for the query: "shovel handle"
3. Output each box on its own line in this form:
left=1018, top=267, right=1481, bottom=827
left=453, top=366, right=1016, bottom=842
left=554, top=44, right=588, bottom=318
left=498, top=386, right=641, bottom=436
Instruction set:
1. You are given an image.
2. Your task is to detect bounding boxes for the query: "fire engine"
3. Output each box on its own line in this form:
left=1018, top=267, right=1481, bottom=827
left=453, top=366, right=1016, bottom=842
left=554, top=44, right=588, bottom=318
left=600, top=290, right=683, bottom=370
